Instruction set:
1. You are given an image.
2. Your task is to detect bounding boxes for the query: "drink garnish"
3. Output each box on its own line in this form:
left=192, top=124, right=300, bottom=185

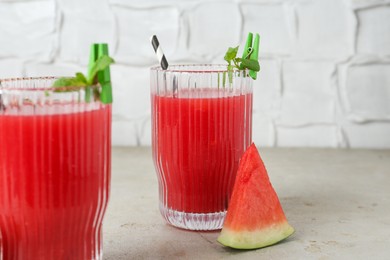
left=224, top=32, right=260, bottom=81
left=52, top=43, right=114, bottom=104
left=53, top=55, right=114, bottom=90
left=218, top=143, right=294, bottom=249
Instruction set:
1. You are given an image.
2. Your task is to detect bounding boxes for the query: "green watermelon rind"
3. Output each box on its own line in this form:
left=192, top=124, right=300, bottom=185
left=217, top=221, right=295, bottom=249
left=217, top=143, right=295, bottom=250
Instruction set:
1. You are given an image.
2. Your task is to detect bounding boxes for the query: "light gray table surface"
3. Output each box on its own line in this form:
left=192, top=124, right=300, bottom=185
left=103, top=147, right=390, bottom=259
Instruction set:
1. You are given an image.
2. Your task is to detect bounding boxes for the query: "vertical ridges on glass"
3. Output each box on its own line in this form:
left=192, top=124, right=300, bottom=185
left=0, top=78, right=110, bottom=259
left=151, top=65, right=253, bottom=230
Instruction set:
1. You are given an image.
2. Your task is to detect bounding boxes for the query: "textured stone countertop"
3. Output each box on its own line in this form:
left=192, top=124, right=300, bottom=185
left=103, top=147, right=390, bottom=259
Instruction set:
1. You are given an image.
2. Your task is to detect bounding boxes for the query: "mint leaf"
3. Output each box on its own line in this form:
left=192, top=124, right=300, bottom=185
left=87, top=55, right=114, bottom=84
left=223, top=37, right=260, bottom=81
left=224, top=46, right=239, bottom=63
left=241, top=59, right=260, bottom=72
left=50, top=53, right=114, bottom=104
left=75, top=72, right=88, bottom=84
left=52, top=77, right=87, bottom=88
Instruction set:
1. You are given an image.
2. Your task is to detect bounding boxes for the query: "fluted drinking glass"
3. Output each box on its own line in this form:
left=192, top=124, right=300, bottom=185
left=151, top=65, right=253, bottom=230
left=0, top=77, right=111, bottom=260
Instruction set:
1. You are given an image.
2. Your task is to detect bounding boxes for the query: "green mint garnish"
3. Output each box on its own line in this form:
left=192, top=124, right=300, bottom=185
left=52, top=55, right=114, bottom=98
left=87, top=55, right=114, bottom=84
left=240, top=58, right=260, bottom=72
left=224, top=45, right=260, bottom=81
left=224, top=46, right=239, bottom=64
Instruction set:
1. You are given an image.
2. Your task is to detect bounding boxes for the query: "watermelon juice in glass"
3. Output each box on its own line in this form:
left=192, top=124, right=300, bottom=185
left=0, top=77, right=111, bottom=260
left=151, top=65, right=253, bottom=230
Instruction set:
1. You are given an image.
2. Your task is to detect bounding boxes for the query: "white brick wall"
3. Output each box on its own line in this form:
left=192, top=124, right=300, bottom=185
left=0, top=0, right=389, bottom=148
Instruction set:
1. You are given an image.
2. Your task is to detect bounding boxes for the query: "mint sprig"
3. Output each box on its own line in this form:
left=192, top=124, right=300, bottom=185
left=224, top=46, right=260, bottom=80
left=52, top=55, right=114, bottom=95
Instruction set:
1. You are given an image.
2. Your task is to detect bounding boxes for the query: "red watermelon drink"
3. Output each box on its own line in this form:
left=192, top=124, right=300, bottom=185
left=151, top=65, right=253, bottom=230
left=0, top=77, right=111, bottom=260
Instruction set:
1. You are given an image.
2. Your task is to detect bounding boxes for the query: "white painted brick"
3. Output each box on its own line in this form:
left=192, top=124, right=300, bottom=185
left=295, top=0, right=355, bottom=59
left=111, top=61, right=151, bottom=146
left=112, top=120, right=139, bottom=146
left=342, top=122, right=390, bottom=148
left=0, top=0, right=39, bottom=1
left=0, top=0, right=388, bottom=148
left=139, top=117, right=151, bottom=146
left=112, top=116, right=151, bottom=146
left=0, top=1, right=55, bottom=60
left=241, top=3, right=294, bottom=55
left=253, top=59, right=282, bottom=118
left=109, top=0, right=196, bottom=8
left=277, top=126, right=339, bottom=147
left=110, top=65, right=150, bottom=119
left=345, top=63, right=390, bottom=121
left=57, top=0, right=111, bottom=15
left=349, top=0, right=390, bottom=9
left=188, top=2, right=241, bottom=59
left=59, top=13, right=115, bottom=64
left=357, top=6, right=390, bottom=55
left=24, top=62, right=84, bottom=77
left=252, top=113, right=276, bottom=147
left=279, top=61, right=336, bottom=126
left=112, top=6, right=179, bottom=65
left=0, top=59, right=24, bottom=78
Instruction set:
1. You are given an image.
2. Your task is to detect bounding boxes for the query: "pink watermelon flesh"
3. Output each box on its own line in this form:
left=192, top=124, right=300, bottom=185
left=218, top=143, right=294, bottom=249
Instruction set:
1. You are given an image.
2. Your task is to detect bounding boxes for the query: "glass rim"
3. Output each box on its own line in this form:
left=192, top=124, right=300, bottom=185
left=150, top=64, right=243, bottom=73
left=0, top=76, right=100, bottom=91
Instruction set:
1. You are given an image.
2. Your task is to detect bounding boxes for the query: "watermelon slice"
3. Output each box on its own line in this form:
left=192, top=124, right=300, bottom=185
left=218, top=143, right=294, bottom=249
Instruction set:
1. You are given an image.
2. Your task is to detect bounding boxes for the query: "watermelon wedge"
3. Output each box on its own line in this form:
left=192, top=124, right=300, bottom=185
left=217, top=143, right=294, bottom=249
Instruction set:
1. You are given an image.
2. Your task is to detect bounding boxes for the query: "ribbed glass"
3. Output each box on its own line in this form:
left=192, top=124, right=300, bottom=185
left=151, top=65, right=253, bottom=230
left=0, top=77, right=111, bottom=260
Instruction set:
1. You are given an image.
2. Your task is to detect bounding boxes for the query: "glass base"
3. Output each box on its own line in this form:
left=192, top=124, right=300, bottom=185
left=160, top=204, right=226, bottom=231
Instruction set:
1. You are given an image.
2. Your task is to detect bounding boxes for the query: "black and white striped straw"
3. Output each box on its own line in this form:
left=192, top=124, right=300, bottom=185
left=150, top=35, right=169, bottom=70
